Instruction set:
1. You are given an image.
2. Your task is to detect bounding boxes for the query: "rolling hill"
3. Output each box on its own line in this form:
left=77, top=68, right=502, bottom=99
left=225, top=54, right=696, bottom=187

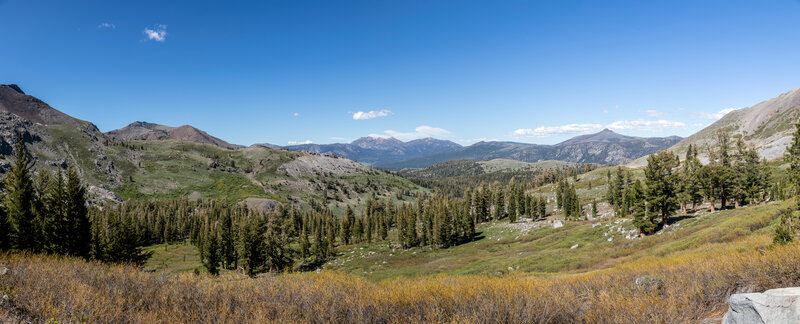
left=106, top=121, right=241, bottom=149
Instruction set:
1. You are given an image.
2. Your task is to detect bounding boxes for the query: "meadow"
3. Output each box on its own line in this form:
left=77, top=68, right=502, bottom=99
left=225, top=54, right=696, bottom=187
left=1, top=199, right=797, bottom=323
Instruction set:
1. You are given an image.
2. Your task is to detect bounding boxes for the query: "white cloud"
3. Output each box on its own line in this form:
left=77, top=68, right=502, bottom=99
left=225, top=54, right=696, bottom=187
left=603, top=109, right=609, bottom=113
left=293, top=112, right=300, bottom=117
left=367, top=133, right=392, bottom=139
left=143, top=24, right=167, bottom=42
left=511, top=120, right=686, bottom=138
left=605, top=119, right=685, bottom=132
left=693, top=108, right=739, bottom=120
left=372, top=125, right=451, bottom=140
left=511, top=124, right=604, bottom=138
left=459, top=138, right=500, bottom=144
left=352, top=109, right=392, bottom=120
left=643, top=109, right=670, bottom=117
left=97, top=23, right=115, bottom=29
left=287, top=140, right=312, bottom=145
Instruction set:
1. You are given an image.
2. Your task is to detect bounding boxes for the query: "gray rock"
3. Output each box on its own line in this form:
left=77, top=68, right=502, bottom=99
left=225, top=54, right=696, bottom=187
left=634, top=275, right=664, bottom=292
left=724, top=287, right=800, bottom=323
left=0, top=267, right=9, bottom=275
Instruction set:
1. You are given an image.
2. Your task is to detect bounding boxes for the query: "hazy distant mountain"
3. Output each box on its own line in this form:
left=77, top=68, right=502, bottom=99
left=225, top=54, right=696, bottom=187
left=285, top=136, right=463, bottom=166
left=106, top=121, right=241, bottom=149
left=629, top=86, right=800, bottom=167
left=380, top=129, right=682, bottom=169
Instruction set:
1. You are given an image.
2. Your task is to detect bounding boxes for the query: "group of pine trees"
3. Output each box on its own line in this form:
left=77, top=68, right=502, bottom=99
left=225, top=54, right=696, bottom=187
left=0, top=134, right=92, bottom=259
left=470, top=180, right=548, bottom=223
left=609, top=129, right=771, bottom=235
left=556, top=180, right=582, bottom=220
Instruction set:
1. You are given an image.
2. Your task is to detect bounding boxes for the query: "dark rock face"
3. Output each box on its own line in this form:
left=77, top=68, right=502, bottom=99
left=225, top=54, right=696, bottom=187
left=0, top=85, right=79, bottom=126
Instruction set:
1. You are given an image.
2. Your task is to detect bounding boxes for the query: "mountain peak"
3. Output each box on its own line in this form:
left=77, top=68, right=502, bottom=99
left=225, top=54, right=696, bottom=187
left=556, top=128, right=682, bottom=147
left=106, top=121, right=240, bottom=149
left=0, top=84, right=79, bottom=126
left=2, top=84, right=25, bottom=94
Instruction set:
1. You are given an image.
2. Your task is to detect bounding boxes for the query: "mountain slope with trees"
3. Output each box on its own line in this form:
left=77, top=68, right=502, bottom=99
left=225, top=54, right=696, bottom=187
left=630, top=86, right=800, bottom=167
left=0, top=84, right=423, bottom=210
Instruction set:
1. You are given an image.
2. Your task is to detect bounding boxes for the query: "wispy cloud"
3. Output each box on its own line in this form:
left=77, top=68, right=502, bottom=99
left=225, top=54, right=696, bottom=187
left=459, top=138, right=500, bottom=144
left=287, top=140, right=313, bottom=145
left=371, top=125, right=451, bottom=140
left=511, top=124, right=604, bottom=138
left=642, top=109, right=670, bottom=117
left=511, top=120, right=685, bottom=138
left=293, top=112, right=300, bottom=117
left=692, top=108, right=739, bottom=120
left=352, top=109, right=392, bottom=120
left=605, top=119, right=685, bottom=132
left=143, top=24, right=167, bottom=42
left=97, top=23, right=116, bottom=29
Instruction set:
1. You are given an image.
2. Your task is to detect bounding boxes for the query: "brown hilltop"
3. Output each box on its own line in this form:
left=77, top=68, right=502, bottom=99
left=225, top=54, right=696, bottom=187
left=106, top=121, right=241, bottom=149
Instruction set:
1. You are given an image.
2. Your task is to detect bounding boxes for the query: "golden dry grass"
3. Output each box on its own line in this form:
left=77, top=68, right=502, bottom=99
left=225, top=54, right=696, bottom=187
left=2, top=243, right=800, bottom=323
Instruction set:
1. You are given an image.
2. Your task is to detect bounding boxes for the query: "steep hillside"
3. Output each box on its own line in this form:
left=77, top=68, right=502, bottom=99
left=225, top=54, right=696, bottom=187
left=285, top=136, right=462, bottom=166
left=382, top=129, right=681, bottom=169
left=0, top=85, right=424, bottom=210
left=629, top=86, right=800, bottom=167
left=107, top=121, right=241, bottom=149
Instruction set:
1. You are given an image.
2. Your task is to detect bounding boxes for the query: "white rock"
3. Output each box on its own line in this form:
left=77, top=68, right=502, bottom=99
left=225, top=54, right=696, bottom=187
left=570, top=244, right=579, bottom=249
left=724, top=287, right=800, bottom=323
left=552, top=220, right=564, bottom=228
left=592, top=223, right=601, bottom=228
left=607, top=237, right=613, bottom=242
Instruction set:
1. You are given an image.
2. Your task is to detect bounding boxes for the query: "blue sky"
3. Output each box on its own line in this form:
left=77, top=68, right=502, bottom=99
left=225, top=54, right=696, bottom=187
left=2, top=0, right=800, bottom=146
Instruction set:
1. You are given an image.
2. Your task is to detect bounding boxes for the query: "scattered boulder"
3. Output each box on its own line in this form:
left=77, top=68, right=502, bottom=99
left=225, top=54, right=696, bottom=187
left=242, top=198, right=283, bottom=214
left=88, top=185, right=122, bottom=204
left=0, top=266, right=9, bottom=276
left=552, top=220, right=564, bottom=228
left=724, top=287, right=800, bottom=323
left=570, top=244, right=579, bottom=249
left=634, top=275, right=664, bottom=292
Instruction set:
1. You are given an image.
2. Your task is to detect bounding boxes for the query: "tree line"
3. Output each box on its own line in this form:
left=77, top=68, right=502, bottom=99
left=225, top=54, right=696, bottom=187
left=609, top=130, right=771, bottom=235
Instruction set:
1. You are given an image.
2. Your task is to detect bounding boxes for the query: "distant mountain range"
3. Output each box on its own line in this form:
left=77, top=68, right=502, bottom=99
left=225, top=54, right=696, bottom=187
left=285, top=136, right=463, bottom=166
left=286, top=129, right=682, bottom=169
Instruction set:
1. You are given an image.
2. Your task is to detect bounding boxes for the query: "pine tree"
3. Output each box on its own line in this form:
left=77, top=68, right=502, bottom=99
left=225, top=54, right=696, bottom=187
left=4, top=133, right=40, bottom=251
left=203, top=227, right=221, bottom=275
left=643, top=151, right=680, bottom=232
left=65, top=166, right=90, bottom=258
left=787, top=121, right=800, bottom=209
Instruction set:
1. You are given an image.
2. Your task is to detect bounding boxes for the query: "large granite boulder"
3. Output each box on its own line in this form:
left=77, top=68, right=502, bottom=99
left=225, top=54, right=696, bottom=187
left=724, top=288, right=800, bottom=323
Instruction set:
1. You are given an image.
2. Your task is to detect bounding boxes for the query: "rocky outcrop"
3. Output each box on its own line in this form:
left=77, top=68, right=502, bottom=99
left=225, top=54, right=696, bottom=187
left=242, top=198, right=283, bottom=214
left=724, top=287, right=800, bottom=323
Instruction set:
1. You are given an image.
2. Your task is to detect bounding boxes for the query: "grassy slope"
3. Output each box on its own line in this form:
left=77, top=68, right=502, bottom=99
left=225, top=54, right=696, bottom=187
left=324, top=199, right=787, bottom=281
left=104, top=140, right=424, bottom=214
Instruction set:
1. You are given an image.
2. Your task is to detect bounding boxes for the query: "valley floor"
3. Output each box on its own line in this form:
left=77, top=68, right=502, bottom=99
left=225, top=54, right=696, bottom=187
left=0, top=200, right=797, bottom=323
